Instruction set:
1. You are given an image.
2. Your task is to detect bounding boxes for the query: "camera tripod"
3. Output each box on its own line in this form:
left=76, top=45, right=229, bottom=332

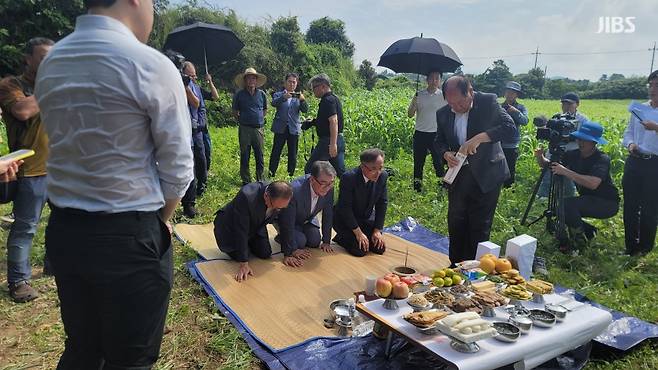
left=521, top=164, right=568, bottom=244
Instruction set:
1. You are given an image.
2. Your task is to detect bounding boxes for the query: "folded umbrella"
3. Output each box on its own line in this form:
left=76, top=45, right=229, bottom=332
left=164, top=22, right=244, bottom=74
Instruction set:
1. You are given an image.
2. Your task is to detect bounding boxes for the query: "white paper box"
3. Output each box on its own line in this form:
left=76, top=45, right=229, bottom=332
left=505, top=234, right=537, bottom=280
left=442, top=152, right=467, bottom=185
left=476, top=241, right=501, bottom=260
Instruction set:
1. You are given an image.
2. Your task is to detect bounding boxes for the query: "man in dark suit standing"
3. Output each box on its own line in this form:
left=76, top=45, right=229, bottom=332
left=435, top=76, right=515, bottom=264
left=333, top=148, right=388, bottom=257
left=213, top=181, right=293, bottom=281
left=276, top=161, right=336, bottom=267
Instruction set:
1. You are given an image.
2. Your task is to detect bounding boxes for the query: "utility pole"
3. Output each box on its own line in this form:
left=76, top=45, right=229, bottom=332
left=650, top=41, right=656, bottom=74
left=533, top=47, right=540, bottom=69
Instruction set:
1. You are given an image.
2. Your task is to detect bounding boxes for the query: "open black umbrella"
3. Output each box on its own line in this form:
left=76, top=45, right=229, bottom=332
left=378, top=36, right=462, bottom=76
left=164, top=22, right=244, bottom=74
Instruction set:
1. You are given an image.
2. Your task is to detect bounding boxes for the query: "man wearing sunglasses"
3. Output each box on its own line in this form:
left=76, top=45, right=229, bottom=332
left=276, top=161, right=336, bottom=267
left=333, top=148, right=388, bottom=256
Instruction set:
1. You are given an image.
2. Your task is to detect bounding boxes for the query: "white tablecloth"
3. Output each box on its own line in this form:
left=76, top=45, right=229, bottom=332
left=361, top=293, right=612, bottom=370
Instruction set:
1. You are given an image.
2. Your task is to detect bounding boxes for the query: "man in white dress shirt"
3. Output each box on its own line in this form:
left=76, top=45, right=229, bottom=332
left=35, top=0, right=193, bottom=368
left=407, top=71, right=447, bottom=192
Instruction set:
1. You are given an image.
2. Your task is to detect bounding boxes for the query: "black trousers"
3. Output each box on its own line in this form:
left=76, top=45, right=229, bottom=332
left=333, top=220, right=385, bottom=257
left=292, top=223, right=322, bottom=249
left=413, top=130, right=443, bottom=180
left=46, top=207, right=172, bottom=370
left=269, top=131, right=299, bottom=177
left=447, top=167, right=501, bottom=264
left=623, top=155, right=658, bottom=254
left=563, top=195, right=619, bottom=228
left=502, top=147, right=519, bottom=187
left=225, top=234, right=273, bottom=261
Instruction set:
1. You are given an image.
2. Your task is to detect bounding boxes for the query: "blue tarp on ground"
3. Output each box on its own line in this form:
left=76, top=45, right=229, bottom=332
left=186, top=217, right=657, bottom=369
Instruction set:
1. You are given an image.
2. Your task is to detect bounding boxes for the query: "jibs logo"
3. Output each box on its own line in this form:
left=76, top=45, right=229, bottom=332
left=596, top=16, right=636, bottom=34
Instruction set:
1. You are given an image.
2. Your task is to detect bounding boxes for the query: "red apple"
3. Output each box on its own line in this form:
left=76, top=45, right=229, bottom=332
left=376, top=278, right=393, bottom=297
left=392, top=282, right=410, bottom=299
left=384, top=273, right=400, bottom=284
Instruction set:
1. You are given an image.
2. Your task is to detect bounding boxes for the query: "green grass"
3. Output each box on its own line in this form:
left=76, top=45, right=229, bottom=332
left=0, top=93, right=657, bottom=369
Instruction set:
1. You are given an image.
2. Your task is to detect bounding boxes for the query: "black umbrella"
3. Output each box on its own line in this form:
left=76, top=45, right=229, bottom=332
left=164, top=22, right=244, bottom=74
left=378, top=36, right=462, bottom=75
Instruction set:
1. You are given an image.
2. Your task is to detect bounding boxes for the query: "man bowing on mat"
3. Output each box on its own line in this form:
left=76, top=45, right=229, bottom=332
left=333, top=148, right=389, bottom=257
left=214, top=181, right=293, bottom=281
left=275, top=161, right=337, bottom=267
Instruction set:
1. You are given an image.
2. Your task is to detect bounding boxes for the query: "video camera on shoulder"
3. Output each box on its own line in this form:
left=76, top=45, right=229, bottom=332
left=164, top=49, right=191, bottom=86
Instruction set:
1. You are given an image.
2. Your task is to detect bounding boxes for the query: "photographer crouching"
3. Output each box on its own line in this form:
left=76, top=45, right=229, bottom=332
left=534, top=121, right=619, bottom=253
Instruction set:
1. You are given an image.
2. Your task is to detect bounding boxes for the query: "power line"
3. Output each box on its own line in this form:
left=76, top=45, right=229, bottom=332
left=461, top=48, right=648, bottom=60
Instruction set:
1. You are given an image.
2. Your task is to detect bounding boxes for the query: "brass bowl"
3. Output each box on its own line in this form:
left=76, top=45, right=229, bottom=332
left=393, top=266, right=418, bottom=276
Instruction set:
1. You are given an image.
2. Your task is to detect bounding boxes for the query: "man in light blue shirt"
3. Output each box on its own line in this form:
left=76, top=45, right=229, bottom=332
left=268, top=72, right=308, bottom=178
left=622, top=70, right=658, bottom=256
left=35, top=0, right=193, bottom=368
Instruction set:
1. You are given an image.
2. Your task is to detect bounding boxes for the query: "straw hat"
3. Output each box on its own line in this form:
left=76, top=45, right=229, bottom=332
left=234, top=67, right=267, bottom=88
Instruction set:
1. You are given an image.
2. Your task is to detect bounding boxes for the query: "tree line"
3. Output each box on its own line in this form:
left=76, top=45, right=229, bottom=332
left=0, top=0, right=647, bottom=101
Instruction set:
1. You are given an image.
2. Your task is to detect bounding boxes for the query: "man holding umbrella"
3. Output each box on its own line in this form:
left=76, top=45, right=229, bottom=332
left=407, top=70, right=447, bottom=192
left=232, top=68, right=268, bottom=185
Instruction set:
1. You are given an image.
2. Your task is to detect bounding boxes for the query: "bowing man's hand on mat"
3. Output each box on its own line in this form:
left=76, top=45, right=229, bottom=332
left=236, top=262, right=254, bottom=282
left=356, top=230, right=369, bottom=252
left=320, top=243, right=334, bottom=253
left=371, top=229, right=386, bottom=250
left=283, top=256, right=304, bottom=267
left=292, top=248, right=312, bottom=260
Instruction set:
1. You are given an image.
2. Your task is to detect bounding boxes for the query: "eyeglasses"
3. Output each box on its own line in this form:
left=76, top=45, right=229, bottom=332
left=312, top=84, right=322, bottom=90
left=362, top=164, right=383, bottom=173
left=648, top=82, right=658, bottom=88
left=312, top=177, right=334, bottom=188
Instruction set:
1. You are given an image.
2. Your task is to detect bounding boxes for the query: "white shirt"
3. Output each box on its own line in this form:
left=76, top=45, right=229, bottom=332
left=309, top=181, right=319, bottom=214
left=623, top=101, right=658, bottom=155
left=454, top=111, right=469, bottom=145
left=415, top=89, right=447, bottom=132
left=35, top=15, right=194, bottom=213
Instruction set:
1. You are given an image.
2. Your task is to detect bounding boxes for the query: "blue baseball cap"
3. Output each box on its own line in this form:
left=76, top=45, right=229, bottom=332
left=570, top=121, right=607, bottom=145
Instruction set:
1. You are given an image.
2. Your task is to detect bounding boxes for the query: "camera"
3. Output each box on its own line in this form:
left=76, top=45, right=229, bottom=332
left=164, top=49, right=191, bottom=86
left=301, top=118, right=316, bottom=131
left=291, top=92, right=301, bottom=98
left=536, top=113, right=578, bottom=160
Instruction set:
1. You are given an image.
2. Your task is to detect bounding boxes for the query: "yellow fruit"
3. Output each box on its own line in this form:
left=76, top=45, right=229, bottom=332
left=479, top=257, right=496, bottom=274
left=443, top=277, right=453, bottom=286
left=433, top=277, right=445, bottom=287
left=480, top=253, right=498, bottom=262
left=495, top=258, right=513, bottom=273
left=452, top=275, right=463, bottom=285
left=437, top=270, right=446, bottom=278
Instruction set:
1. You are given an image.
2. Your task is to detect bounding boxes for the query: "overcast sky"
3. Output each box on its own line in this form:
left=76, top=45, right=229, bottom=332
left=191, top=0, right=656, bottom=80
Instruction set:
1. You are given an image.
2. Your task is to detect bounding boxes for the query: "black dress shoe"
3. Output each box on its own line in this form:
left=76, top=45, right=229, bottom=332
left=183, top=204, right=197, bottom=218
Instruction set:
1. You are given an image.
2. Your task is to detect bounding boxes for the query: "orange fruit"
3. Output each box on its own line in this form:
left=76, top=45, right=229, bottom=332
left=495, top=258, right=513, bottom=273
left=480, top=253, right=498, bottom=262
left=479, top=257, right=496, bottom=274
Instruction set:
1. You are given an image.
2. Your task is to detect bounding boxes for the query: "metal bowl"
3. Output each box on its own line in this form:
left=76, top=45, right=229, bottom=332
left=392, top=266, right=418, bottom=276
left=508, top=315, right=533, bottom=334
left=329, top=299, right=351, bottom=321
left=529, top=309, right=556, bottom=327
left=416, top=324, right=441, bottom=336
left=408, top=301, right=433, bottom=312
left=492, top=322, right=521, bottom=342
left=545, top=304, right=568, bottom=321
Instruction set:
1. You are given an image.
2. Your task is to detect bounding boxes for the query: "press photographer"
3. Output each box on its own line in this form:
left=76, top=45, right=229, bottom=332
left=534, top=121, right=619, bottom=253
left=534, top=92, right=590, bottom=198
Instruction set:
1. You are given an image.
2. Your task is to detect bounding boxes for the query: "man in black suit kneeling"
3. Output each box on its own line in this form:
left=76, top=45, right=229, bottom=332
left=214, top=181, right=293, bottom=281
left=333, top=148, right=388, bottom=257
